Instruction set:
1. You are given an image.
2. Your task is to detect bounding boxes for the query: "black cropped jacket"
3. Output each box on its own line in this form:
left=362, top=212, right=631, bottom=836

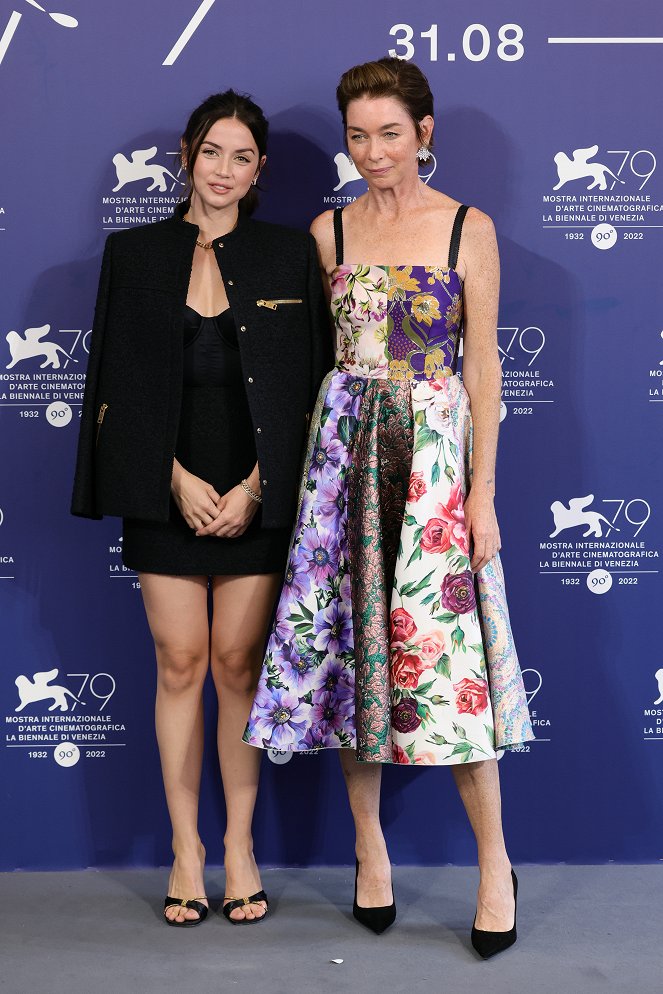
left=71, top=210, right=333, bottom=528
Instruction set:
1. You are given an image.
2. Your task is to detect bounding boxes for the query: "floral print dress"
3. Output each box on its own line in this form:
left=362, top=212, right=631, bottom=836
left=244, top=206, right=534, bottom=765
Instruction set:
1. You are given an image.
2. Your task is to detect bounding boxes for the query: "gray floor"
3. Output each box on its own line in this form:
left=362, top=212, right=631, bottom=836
left=0, top=865, right=659, bottom=994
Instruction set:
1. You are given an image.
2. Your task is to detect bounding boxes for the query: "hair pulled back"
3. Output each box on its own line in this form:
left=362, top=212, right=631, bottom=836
left=336, top=57, right=434, bottom=148
left=181, top=89, right=268, bottom=215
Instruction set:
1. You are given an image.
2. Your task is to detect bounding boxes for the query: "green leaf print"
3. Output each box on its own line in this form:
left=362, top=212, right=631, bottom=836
left=414, top=425, right=440, bottom=454
left=415, top=679, right=436, bottom=697
left=461, top=749, right=473, bottom=763
left=434, top=653, right=452, bottom=680
left=469, top=643, right=485, bottom=656
left=433, top=611, right=459, bottom=625
left=414, top=409, right=426, bottom=426
left=293, top=622, right=313, bottom=635
left=404, top=514, right=418, bottom=527
left=337, top=415, right=354, bottom=446
left=448, top=440, right=459, bottom=458
left=405, top=741, right=417, bottom=763
left=452, top=722, right=467, bottom=739
left=420, top=590, right=437, bottom=606
left=402, top=313, right=428, bottom=351
left=400, top=570, right=436, bottom=598
left=484, top=724, right=495, bottom=744
left=406, top=544, right=423, bottom=568
left=451, top=625, right=465, bottom=652
left=431, top=461, right=441, bottom=486
left=427, top=733, right=449, bottom=746
left=451, top=742, right=473, bottom=756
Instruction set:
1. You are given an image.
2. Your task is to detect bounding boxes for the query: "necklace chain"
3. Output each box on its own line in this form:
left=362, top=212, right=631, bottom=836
left=185, top=211, right=239, bottom=250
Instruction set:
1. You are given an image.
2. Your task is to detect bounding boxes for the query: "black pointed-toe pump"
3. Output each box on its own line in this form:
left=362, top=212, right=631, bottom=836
left=471, top=869, right=518, bottom=958
left=352, top=859, right=396, bottom=935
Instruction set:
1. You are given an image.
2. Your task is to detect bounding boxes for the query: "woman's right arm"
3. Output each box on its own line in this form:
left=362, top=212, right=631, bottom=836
left=71, top=234, right=115, bottom=518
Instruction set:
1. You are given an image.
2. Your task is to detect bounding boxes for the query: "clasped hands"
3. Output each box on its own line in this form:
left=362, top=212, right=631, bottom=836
left=171, top=465, right=259, bottom=538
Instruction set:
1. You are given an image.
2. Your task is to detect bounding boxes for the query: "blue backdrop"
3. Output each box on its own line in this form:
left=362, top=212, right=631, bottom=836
left=1, top=0, right=662, bottom=870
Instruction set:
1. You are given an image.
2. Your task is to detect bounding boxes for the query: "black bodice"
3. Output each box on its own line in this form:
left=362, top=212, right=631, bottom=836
left=182, top=305, right=242, bottom=388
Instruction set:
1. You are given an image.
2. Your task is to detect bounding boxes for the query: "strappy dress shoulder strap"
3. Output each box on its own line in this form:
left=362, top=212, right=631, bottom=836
left=333, top=207, right=344, bottom=267
left=448, top=204, right=470, bottom=270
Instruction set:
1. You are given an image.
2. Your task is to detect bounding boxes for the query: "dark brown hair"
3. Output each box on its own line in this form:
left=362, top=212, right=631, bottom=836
left=180, top=89, right=268, bottom=215
left=336, top=57, right=434, bottom=148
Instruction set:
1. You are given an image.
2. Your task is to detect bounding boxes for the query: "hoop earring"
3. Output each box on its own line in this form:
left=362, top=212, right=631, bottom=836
left=417, top=145, right=432, bottom=162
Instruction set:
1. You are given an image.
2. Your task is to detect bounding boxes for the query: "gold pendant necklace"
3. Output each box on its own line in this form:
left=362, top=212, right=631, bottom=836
left=185, top=211, right=239, bottom=250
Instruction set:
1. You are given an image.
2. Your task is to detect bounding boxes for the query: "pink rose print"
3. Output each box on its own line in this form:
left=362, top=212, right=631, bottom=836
left=434, top=481, right=468, bottom=555
left=407, top=471, right=427, bottom=503
left=391, top=607, right=417, bottom=642
left=411, top=628, right=446, bottom=665
left=392, top=644, right=429, bottom=690
left=453, top=677, right=489, bottom=716
left=420, top=518, right=452, bottom=555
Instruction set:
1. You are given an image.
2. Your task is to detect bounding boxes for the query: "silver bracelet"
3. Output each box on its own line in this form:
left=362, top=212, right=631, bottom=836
left=240, top=479, right=263, bottom=504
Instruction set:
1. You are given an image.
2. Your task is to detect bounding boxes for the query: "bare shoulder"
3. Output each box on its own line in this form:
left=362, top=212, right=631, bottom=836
left=462, top=206, right=497, bottom=243
left=310, top=209, right=337, bottom=274
left=461, top=207, right=499, bottom=291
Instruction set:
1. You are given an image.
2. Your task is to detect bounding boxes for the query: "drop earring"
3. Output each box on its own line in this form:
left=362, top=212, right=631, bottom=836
left=417, top=145, right=432, bottom=162
left=348, top=154, right=354, bottom=167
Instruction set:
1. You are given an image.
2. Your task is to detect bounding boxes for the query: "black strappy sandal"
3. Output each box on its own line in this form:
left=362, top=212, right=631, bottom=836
left=163, top=896, right=209, bottom=927
left=222, top=890, right=269, bottom=925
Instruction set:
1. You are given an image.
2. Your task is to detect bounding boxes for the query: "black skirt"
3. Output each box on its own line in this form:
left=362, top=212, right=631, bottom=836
left=122, top=309, right=290, bottom=576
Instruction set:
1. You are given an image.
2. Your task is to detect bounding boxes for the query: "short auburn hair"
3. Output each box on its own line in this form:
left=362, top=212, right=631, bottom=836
left=336, top=57, right=434, bottom=147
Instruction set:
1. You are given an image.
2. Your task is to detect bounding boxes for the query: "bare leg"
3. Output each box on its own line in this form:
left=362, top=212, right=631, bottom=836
left=210, top=572, right=280, bottom=922
left=339, top=750, right=393, bottom=907
left=451, top=758, right=515, bottom=930
left=140, top=572, right=210, bottom=923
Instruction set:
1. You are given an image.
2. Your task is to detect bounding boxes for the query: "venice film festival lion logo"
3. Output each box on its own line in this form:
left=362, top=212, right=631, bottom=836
left=15, top=669, right=84, bottom=713
left=112, top=147, right=184, bottom=194
left=5, top=325, right=76, bottom=369
left=549, top=495, right=618, bottom=539
left=552, top=145, right=624, bottom=192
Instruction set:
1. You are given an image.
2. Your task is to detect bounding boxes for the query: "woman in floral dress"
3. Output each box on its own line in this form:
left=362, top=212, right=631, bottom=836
left=245, top=57, right=533, bottom=954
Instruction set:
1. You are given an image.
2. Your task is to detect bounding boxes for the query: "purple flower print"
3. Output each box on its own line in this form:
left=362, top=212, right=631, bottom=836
left=300, top=526, right=340, bottom=585
left=325, top=374, right=365, bottom=417
left=391, top=698, right=423, bottom=734
left=272, top=599, right=295, bottom=646
left=311, top=656, right=354, bottom=697
left=310, top=688, right=354, bottom=736
left=440, top=570, right=477, bottom=614
left=301, top=724, right=331, bottom=751
left=282, top=548, right=311, bottom=602
left=315, top=476, right=347, bottom=530
left=279, top=642, right=318, bottom=695
left=312, top=600, right=353, bottom=655
left=249, top=687, right=310, bottom=750
left=311, top=424, right=345, bottom=479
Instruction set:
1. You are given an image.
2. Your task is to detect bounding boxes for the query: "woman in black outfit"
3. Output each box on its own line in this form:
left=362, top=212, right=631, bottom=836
left=72, top=91, right=332, bottom=926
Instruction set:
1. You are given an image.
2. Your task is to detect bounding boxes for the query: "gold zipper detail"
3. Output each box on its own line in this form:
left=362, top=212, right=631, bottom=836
left=256, top=298, right=303, bottom=310
left=96, top=403, right=108, bottom=445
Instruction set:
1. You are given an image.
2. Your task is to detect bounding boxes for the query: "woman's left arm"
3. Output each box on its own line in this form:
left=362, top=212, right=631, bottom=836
left=459, top=210, right=502, bottom=573
left=306, top=232, right=335, bottom=408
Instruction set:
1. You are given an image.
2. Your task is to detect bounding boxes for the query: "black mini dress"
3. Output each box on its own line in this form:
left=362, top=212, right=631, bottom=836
left=122, top=306, right=290, bottom=575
